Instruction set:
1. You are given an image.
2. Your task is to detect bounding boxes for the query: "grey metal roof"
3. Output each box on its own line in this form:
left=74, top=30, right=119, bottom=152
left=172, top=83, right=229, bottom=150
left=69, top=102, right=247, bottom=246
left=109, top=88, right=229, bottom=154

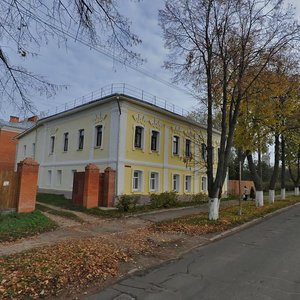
left=0, top=119, right=35, bottom=130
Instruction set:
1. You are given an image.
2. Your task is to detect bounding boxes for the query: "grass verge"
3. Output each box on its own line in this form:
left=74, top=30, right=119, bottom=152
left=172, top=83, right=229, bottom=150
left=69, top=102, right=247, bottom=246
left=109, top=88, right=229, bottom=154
left=37, top=193, right=213, bottom=218
left=154, top=198, right=300, bottom=235
left=0, top=211, right=57, bottom=242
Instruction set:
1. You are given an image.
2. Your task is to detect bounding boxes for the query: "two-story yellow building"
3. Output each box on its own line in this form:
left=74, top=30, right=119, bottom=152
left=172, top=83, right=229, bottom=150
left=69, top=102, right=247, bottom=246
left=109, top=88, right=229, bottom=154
left=16, top=88, right=226, bottom=200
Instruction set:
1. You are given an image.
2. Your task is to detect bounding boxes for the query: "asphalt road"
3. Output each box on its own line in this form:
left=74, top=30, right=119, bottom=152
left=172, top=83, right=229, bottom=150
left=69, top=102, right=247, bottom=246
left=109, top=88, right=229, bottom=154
left=86, top=203, right=300, bottom=300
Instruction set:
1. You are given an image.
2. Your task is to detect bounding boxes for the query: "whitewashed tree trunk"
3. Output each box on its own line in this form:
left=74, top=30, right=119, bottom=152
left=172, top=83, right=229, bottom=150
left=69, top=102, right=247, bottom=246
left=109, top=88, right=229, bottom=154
left=256, top=191, right=264, bottom=207
left=269, top=190, right=275, bottom=204
left=281, top=188, right=286, bottom=200
left=209, top=198, right=220, bottom=220
left=295, top=187, right=299, bottom=196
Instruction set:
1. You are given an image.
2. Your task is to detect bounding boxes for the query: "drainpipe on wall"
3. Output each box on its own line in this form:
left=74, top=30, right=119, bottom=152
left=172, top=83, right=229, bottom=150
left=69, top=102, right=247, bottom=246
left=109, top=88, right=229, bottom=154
left=116, top=95, right=121, bottom=199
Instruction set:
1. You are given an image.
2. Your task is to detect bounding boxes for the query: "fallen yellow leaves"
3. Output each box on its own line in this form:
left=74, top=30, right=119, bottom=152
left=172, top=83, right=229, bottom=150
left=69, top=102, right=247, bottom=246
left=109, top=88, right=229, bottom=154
left=0, top=228, right=158, bottom=299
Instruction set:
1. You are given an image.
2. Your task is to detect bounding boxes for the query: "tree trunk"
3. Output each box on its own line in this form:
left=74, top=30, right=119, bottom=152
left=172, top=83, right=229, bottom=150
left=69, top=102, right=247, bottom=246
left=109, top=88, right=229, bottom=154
left=281, top=135, right=286, bottom=200
left=246, top=151, right=263, bottom=207
left=269, top=134, right=280, bottom=203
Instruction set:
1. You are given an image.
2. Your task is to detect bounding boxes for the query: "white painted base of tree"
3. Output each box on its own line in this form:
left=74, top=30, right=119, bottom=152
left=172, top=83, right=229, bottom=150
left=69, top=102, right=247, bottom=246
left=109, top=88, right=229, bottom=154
left=281, top=188, right=286, bottom=200
left=269, top=190, right=275, bottom=204
left=295, top=187, right=299, bottom=196
left=209, top=198, right=220, bottom=220
left=256, top=191, right=264, bottom=207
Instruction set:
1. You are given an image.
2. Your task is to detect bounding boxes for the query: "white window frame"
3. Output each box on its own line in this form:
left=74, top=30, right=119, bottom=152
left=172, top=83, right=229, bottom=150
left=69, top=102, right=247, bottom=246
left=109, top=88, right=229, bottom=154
left=49, top=136, right=55, bottom=154
left=132, top=169, right=143, bottom=192
left=185, top=175, right=192, bottom=193
left=47, top=170, right=52, bottom=186
left=94, top=124, right=104, bottom=149
left=63, top=132, right=69, bottom=152
left=185, top=138, right=192, bottom=157
left=57, top=170, right=62, bottom=185
left=201, top=176, right=207, bottom=192
left=149, top=171, right=159, bottom=192
left=173, top=174, right=180, bottom=192
left=133, top=125, right=145, bottom=150
left=150, top=129, right=160, bottom=153
left=172, top=135, right=180, bottom=156
left=78, top=129, right=84, bottom=150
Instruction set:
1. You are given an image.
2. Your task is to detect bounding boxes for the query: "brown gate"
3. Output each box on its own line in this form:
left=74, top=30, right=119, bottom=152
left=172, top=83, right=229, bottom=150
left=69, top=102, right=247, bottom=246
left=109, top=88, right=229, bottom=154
left=0, top=170, right=19, bottom=210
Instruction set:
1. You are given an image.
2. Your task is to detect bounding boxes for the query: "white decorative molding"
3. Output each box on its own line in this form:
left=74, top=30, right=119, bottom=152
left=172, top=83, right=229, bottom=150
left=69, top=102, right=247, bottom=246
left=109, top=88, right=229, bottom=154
left=94, top=113, right=107, bottom=124
left=132, top=113, right=147, bottom=126
left=149, top=118, right=162, bottom=130
left=171, top=125, right=183, bottom=134
left=49, top=127, right=58, bottom=135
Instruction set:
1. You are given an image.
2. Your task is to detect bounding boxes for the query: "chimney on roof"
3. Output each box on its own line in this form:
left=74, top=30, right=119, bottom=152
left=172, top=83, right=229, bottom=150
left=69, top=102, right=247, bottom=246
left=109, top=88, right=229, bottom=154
left=27, top=115, right=38, bottom=122
left=10, top=116, right=19, bottom=123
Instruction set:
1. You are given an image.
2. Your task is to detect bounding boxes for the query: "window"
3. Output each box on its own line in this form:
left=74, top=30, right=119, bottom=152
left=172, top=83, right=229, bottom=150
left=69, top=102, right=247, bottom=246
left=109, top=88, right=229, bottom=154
left=133, top=170, right=143, bottom=191
left=185, top=175, right=192, bottom=192
left=173, top=174, right=180, bottom=192
left=32, top=143, right=35, bottom=157
left=95, top=125, right=103, bottom=147
left=78, top=129, right=84, bottom=150
left=63, top=132, right=69, bottom=152
left=201, top=143, right=207, bottom=161
left=47, top=170, right=52, bottom=185
left=202, top=176, right=207, bottom=192
left=57, top=170, right=62, bottom=185
left=50, top=136, right=55, bottom=154
left=134, top=126, right=143, bottom=149
left=150, top=172, right=159, bottom=192
left=173, top=136, right=180, bottom=155
left=185, top=139, right=191, bottom=157
left=23, top=145, right=27, bottom=156
left=151, top=131, right=159, bottom=151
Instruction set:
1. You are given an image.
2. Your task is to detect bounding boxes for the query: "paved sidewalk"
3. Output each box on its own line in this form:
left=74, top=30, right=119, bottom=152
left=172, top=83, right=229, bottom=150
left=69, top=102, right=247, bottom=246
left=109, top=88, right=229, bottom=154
left=0, top=200, right=238, bottom=256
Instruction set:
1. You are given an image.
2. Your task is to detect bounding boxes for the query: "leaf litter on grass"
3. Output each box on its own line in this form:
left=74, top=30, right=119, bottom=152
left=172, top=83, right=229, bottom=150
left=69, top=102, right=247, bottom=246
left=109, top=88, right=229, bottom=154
left=0, top=228, right=165, bottom=299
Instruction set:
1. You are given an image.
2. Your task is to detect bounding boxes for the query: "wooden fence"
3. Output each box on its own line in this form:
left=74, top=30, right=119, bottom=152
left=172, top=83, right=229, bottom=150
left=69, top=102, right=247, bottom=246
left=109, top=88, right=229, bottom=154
left=0, top=170, right=19, bottom=210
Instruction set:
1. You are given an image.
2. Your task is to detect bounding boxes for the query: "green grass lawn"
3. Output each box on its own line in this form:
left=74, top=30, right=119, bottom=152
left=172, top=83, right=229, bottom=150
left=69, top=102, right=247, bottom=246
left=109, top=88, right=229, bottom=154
left=154, top=197, right=300, bottom=235
left=37, top=192, right=213, bottom=218
left=0, top=210, right=57, bottom=242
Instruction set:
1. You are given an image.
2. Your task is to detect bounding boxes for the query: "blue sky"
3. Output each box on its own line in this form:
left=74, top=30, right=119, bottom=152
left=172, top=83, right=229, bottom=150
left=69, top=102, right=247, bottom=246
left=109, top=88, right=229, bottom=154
left=2, top=0, right=300, bottom=120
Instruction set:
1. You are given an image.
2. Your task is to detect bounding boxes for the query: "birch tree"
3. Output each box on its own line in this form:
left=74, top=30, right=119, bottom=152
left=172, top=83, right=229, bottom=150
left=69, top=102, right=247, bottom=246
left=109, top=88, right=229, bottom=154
left=159, top=0, right=300, bottom=219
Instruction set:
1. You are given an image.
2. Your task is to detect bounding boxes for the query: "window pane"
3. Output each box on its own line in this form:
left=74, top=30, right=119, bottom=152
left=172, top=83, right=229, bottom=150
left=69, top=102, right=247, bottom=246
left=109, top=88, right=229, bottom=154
left=151, top=131, right=159, bottom=151
left=96, top=125, right=103, bottom=147
left=134, top=127, right=143, bottom=148
left=78, top=129, right=84, bottom=149
left=64, top=133, right=68, bottom=151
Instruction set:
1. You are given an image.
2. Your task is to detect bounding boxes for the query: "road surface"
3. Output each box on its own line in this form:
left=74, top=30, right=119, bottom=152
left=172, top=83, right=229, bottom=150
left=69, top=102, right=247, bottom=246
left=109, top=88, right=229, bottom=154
left=86, top=203, right=300, bottom=300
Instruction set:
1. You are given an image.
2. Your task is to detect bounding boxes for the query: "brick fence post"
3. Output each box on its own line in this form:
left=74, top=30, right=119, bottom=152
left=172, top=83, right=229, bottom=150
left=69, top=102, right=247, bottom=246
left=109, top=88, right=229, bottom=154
left=83, top=163, right=100, bottom=209
left=17, top=157, right=39, bottom=213
left=103, top=167, right=116, bottom=207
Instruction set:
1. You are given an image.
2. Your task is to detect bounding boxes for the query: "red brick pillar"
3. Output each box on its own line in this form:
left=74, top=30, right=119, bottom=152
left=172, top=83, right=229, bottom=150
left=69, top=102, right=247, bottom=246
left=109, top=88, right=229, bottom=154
left=103, top=167, right=116, bottom=207
left=17, top=157, right=39, bottom=213
left=83, top=164, right=100, bottom=209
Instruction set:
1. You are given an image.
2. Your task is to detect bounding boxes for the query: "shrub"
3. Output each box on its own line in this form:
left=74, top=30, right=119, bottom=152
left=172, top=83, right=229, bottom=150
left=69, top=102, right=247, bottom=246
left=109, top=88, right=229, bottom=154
left=150, top=191, right=178, bottom=208
left=116, top=195, right=139, bottom=212
left=191, top=192, right=208, bottom=203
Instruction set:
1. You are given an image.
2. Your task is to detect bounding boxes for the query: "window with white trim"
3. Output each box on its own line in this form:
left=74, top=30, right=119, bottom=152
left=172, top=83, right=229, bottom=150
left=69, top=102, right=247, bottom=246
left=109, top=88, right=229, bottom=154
left=185, top=175, right=192, bottom=193
left=78, top=129, right=84, bottom=150
left=57, top=170, right=62, bottom=185
left=151, top=130, right=159, bottom=152
left=133, top=170, right=143, bottom=191
left=173, top=136, right=180, bottom=155
left=150, top=172, right=159, bottom=192
left=201, top=143, right=207, bottom=161
left=71, top=169, right=77, bottom=186
left=185, top=139, right=192, bottom=157
left=32, top=143, right=35, bottom=157
left=173, top=174, right=180, bottom=192
left=50, top=136, right=55, bottom=154
left=95, top=125, right=103, bottom=147
left=47, top=170, right=52, bottom=185
left=63, top=132, right=69, bottom=152
left=201, top=176, right=207, bottom=192
left=23, top=145, right=27, bottom=156
left=134, top=126, right=144, bottom=149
